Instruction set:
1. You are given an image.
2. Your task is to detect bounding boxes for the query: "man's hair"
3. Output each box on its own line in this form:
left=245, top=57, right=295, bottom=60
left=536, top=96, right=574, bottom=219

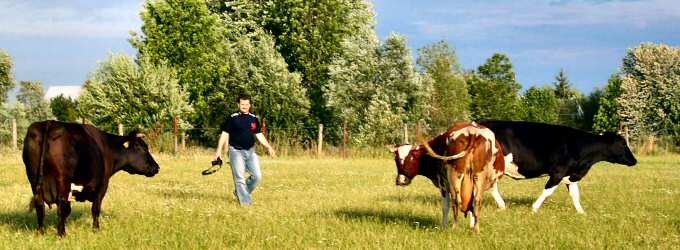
left=237, top=93, right=251, bottom=103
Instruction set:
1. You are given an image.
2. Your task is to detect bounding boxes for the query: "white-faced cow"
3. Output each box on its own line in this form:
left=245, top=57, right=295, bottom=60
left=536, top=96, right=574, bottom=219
left=390, top=122, right=510, bottom=231
left=477, top=120, right=637, bottom=214
left=23, top=120, right=160, bottom=236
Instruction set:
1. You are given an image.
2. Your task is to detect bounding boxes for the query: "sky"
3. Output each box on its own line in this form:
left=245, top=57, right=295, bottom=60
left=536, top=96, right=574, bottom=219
left=1, top=0, right=679, bottom=95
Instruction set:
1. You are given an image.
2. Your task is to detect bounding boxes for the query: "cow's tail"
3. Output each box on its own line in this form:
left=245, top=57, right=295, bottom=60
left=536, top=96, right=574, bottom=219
left=29, top=121, right=50, bottom=212
left=459, top=155, right=475, bottom=214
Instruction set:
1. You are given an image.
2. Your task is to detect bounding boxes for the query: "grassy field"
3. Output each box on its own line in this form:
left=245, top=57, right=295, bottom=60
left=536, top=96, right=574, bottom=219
left=1, top=149, right=679, bottom=249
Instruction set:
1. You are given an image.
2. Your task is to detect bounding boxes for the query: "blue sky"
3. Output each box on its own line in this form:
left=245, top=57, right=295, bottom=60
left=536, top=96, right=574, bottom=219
left=1, top=0, right=679, bottom=94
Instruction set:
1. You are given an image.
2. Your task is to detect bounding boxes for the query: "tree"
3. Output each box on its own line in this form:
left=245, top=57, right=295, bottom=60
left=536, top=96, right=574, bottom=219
left=209, top=0, right=376, bottom=137
left=551, top=69, right=583, bottom=128
left=520, top=86, right=559, bottom=123
left=206, top=30, right=310, bottom=144
left=468, top=53, right=521, bottom=120
left=579, top=89, right=602, bottom=131
left=0, top=49, right=15, bottom=104
left=327, top=33, right=432, bottom=145
left=593, top=75, right=623, bottom=133
left=417, top=41, right=469, bottom=131
left=17, top=80, right=53, bottom=122
left=617, top=43, right=680, bottom=141
left=78, top=53, right=192, bottom=134
left=50, top=94, right=78, bottom=122
left=554, top=68, right=575, bottom=99
left=130, top=0, right=230, bottom=128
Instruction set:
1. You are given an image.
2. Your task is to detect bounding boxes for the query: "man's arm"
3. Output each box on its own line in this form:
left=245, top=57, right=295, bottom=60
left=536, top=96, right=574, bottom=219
left=255, top=133, right=276, bottom=157
left=214, top=131, right=229, bottom=160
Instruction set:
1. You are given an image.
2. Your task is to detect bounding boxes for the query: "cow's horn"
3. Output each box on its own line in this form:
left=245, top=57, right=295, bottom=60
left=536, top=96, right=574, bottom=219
left=136, top=133, right=145, bottom=138
left=416, top=122, right=467, bottom=161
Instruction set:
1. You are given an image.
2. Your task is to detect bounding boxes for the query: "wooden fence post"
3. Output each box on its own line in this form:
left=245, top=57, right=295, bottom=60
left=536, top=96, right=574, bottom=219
left=173, top=116, right=179, bottom=154
left=11, top=119, right=17, bottom=150
left=342, top=120, right=348, bottom=158
left=118, top=124, right=124, bottom=136
left=317, top=124, right=323, bottom=157
left=403, top=123, right=409, bottom=144
left=181, top=132, right=186, bottom=151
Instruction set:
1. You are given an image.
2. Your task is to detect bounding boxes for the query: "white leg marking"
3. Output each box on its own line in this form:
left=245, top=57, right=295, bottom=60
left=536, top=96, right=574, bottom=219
left=468, top=211, right=476, bottom=228
left=491, top=182, right=506, bottom=209
left=441, top=195, right=450, bottom=227
left=568, top=182, right=586, bottom=214
left=532, top=185, right=558, bottom=212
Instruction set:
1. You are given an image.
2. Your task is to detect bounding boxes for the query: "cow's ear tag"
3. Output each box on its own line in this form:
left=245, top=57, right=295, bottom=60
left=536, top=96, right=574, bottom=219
left=123, top=141, right=129, bottom=149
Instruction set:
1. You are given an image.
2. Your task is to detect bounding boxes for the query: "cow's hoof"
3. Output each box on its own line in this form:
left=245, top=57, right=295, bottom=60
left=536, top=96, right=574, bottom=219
left=531, top=207, right=539, bottom=213
left=576, top=209, right=586, bottom=214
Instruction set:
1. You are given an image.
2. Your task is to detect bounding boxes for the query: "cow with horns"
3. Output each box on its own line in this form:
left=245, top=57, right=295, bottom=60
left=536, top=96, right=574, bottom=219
left=390, top=122, right=510, bottom=232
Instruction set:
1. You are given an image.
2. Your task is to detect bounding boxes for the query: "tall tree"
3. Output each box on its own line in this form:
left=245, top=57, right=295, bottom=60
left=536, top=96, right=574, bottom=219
left=209, top=0, right=376, bottom=136
left=50, top=94, right=78, bottom=122
left=468, top=53, right=521, bottom=120
left=520, top=86, right=559, bottom=123
left=17, top=80, right=53, bottom=122
left=78, top=53, right=192, bottom=134
left=593, top=74, right=623, bottom=133
left=617, top=43, right=680, bottom=141
left=552, top=69, right=583, bottom=128
left=579, top=89, right=602, bottom=131
left=0, top=49, right=14, bottom=104
left=130, top=0, right=230, bottom=127
left=327, top=33, right=432, bottom=145
left=417, top=41, right=469, bottom=131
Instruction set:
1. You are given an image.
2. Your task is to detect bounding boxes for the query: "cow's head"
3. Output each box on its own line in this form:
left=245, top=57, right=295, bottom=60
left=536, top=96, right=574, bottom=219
left=389, top=144, right=422, bottom=186
left=602, top=132, right=637, bottom=166
left=120, top=131, right=160, bottom=177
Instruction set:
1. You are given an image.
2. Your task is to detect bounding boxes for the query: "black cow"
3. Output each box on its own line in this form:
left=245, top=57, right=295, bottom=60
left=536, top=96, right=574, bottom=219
left=23, top=120, right=160, bottom=236
left=477, top=120, right=637, bottom=213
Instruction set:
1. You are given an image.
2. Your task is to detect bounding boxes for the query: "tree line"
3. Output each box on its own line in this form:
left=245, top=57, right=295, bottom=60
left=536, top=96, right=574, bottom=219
left=1, top=0, right=679, bottom=151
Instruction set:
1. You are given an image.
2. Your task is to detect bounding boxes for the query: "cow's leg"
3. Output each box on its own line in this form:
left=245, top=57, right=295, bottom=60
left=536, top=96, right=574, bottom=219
left=531, top=177, right=561, bottom=212
left=91, top=185, right=108, bottom=229
left=56, top=181, right=72, bottom=237
left=491, top=181, right=506, bottom=209
left=34, top=197, right=45, bottom=234
left=566, top=182, right=585, bottom=214
left=448, top=171, right=461, bottom=225
left=440, top=189, right=450, bottom=228
left=472, top=179, right=484, bottom=233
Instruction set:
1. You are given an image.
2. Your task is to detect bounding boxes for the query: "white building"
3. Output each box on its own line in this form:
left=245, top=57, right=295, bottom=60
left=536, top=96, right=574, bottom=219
left=45, top=85, right=82, bottom=100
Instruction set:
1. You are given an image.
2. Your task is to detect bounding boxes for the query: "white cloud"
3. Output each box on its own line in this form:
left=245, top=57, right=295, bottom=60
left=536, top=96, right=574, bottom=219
left=410, top=0, right=680, bottom=39
left=0, top=1, right=142, bottom=38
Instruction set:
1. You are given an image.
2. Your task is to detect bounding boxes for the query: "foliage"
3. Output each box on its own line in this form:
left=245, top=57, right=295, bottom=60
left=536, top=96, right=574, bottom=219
left=327, top=33, right=432, bottom=146
left=130, top=0, right=229, bottom=128
left=417, top=40, right=469, bottom=131
left=78, top=53, right=192, bottom=134
left=551, top=69, right=583, bottom=128
left=617, top=43, right=680, bottom=141
left=50, top=94, right=78, bottom=122
left=593, top=74, right=623, bottom=133
left=0, top=49, right=14, bottom=104
left=0, top=103, right=30, bottom=145
left=17, top=80, right=53, bottom=122
left=520, top=85, right=559, bottom=123
left=579, top=88, right=602, bottom=131
left=209, top=0, right=377, bottom=138
left=206, top=29, right=310, bottom=144
left=468, top=53, right=521, bottom=121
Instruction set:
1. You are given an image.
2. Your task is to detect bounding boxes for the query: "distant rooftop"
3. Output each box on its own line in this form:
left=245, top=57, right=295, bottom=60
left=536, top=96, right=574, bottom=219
left=45, top=85, right=82, bottom=100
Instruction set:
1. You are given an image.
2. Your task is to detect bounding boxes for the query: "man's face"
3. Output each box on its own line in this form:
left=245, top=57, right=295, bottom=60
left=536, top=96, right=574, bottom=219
left=238, top=99, right=251, bottom=113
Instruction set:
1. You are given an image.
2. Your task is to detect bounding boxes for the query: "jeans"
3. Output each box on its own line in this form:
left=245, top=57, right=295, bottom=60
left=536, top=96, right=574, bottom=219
left=228, top=146, right=262, bottom=205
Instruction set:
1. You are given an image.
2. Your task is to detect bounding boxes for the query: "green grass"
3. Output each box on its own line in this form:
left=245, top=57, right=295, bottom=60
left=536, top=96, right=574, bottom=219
left=1, top=151, right=679, bottom=249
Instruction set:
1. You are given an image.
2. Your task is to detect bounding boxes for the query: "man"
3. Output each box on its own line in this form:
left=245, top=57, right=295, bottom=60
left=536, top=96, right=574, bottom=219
left=214, top=93, right=275, bottom=206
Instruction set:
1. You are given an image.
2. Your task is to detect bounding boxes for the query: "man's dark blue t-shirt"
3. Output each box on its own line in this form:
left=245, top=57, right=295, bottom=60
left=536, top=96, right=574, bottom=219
left=220, top=112, right=262, bottom=150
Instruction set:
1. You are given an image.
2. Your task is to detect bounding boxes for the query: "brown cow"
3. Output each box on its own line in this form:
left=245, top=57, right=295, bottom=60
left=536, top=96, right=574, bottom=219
left=418, top=122, right=504, bottom=232
left=23, top=120, right=160, bottom=236
left=391, top=122, right=509, bottom=231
